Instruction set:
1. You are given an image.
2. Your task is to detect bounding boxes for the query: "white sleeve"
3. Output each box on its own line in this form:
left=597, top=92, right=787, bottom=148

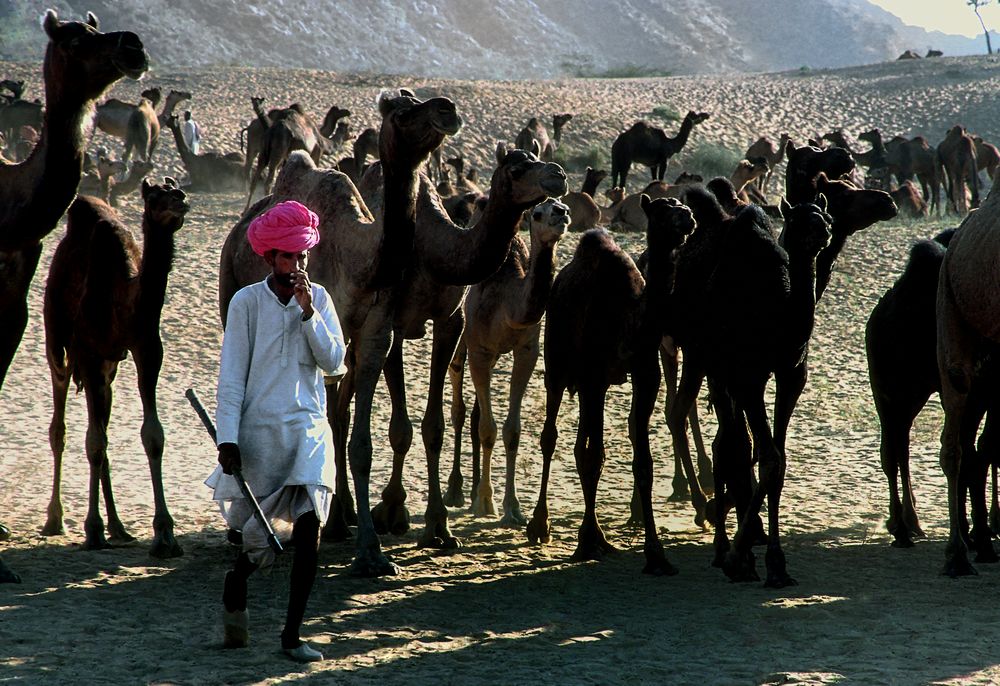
left=301, top=286, right=346, bottom=374
left=216, top=291, right=252, bottom=445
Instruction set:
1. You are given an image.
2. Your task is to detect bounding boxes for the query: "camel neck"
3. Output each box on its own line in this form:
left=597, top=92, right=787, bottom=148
left=373, top=156, right=421, bottom=290
left=815, top=233, right=847, bottom=300
left=136, top=221, right=178, bottom=324
left=516, top=236, right=558, bottom=325
left=167, top=123, right=195, bottom=166
left=785, top=255, right=819, bottom=356
left=456, top=186, right=529, bottom=284
left=670, top=117, right=696, bottom=150
left=581, top=175, right=601, bottom=196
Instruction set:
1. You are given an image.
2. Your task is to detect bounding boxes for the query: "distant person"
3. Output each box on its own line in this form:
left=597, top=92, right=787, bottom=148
left=181, top=110, right=202, bottom=155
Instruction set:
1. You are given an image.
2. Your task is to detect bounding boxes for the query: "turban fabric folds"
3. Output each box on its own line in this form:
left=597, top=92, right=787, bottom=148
left=247, top=200, right=320, bottom=256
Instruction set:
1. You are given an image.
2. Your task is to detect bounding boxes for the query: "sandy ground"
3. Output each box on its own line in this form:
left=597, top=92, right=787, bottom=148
left=2, top=55, right=1000, bottom=684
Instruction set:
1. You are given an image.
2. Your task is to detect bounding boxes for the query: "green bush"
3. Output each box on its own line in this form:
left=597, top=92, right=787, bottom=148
left=678, top=142, right=743, bottom=181
left=648, top=105, right=681, bottom=122
left=553, top=143, right=610, bottom=174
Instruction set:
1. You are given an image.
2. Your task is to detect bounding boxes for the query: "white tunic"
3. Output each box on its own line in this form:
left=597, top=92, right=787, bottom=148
left=205, top=278, right=346, bottom=562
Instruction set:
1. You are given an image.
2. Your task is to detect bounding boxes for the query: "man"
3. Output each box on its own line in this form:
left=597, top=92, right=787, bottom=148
left=181, top=110, right=201, bottom=155
left=206, top=200, right=345, bottom=662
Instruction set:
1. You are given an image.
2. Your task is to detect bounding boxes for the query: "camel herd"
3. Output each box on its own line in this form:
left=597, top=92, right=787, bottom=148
left=4, top=10, right=1000, bottom=588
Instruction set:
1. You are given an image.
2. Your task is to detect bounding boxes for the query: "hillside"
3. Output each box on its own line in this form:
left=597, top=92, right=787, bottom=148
left=0, top=0, right=995, bottom=79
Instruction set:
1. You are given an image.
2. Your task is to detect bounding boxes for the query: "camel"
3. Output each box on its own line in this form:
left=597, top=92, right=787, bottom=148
left=667, top=186, right=832, bottom=585
left=937, top=125, right=979, bottom=214
left=337, top=127, right=380, bottom=184
left=0, top=9, right=148, bottom=390
left=886, top=135, right=943, bottom=215
left=42, top=179, right=188, bottom=556
left=109, top=160, right=155, bottom=206
left=444, top=154, right=483, bottom=195
left=526, top=197, right=694, bottom=575
left=935, top=182, right=1000, bottom=576
left=927, top=49, right=944, bottom=57
left=745, top=133, right=790, bottom=194
left=366, top=143, right=568, bottom=548
left=730, top=157, right=770, bottom=202
left=897, top=50, right=922, bottom=60
left=973, top=136, right=1000, bottom=182
left=123, top=95, right=158, bottom=163
left=866, top=228, right=955, bottom=549
left=889, top=180, right=929, bottom=218
left=219, top=90, right=462, bottom=576
left=164, top=113, right=244, bottom=192
left=562, top=166, right=608, bottom=231
left=0, top=98, right=43, bottom=142
left=611, top=111, right=710, bottom=189
left=78, top=155, right=126, bottom=202
left=608, top=174, right=702, bottom=232
left=444, top=199, right=569, bottom=516
left=241, top=100, right=349, bottom=174
left=96, top=88, right=190, bottom=162
left=0, top=79, right=25, bottom=100
left=95, top=86, right=160, bottom=139
left=783, top=140, right=855, bottom=205
left=515, top=113, right=573, bottom=163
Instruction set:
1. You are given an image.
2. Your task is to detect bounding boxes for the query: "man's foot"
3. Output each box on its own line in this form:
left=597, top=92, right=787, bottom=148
left=283, top=642, right=323, bottom=662
left=223, top=609, right=249, bottom=649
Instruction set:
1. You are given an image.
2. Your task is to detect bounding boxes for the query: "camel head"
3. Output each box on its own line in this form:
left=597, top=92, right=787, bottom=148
left=0, top=79, right=25, bottom=100
left=814, top=173, right=898, bottom=234
left=821, top=129, right=850, bottom=150
left=706, top=176, right=744, bottom=215
left=140, top=86, right=162, bottom=108
left=858, top=128, right=882, bottom=147
left=606, top=186, right=626, bottom=205
left=377, top=89, right=462, bottom=166
left=166, top=89, right=192, bottom=106
left=641, top=195, right=696, bottom=252
left=685, top=111, right=711, bottom=127
left=584, top=167, right=608, bottom=188
left=778, top=196, right=833, bottom=258
left=553, top=113, right=573, bottom=129
left=42, top=10, right=148, bottom=101
left=164, top=113, right=181, bottom=133
left=528, top=198, right=570, bottom=247
left=493, top=142, right=568, bottom=206
left=787, top=142, right=855, bottom=185
left=141, top=177, right=190, bottom=232
left=673, top=171, right=703, bottom=185
left=96, top=156, right=126, bottom=180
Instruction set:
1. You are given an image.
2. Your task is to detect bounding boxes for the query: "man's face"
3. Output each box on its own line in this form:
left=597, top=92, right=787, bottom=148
left=266, top=250, right=308, bottom=288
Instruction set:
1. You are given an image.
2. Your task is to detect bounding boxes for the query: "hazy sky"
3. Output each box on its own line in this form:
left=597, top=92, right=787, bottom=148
left=867, top=0, right=1000, bottom=37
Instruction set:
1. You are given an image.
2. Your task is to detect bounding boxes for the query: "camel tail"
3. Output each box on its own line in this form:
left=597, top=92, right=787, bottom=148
left=238, top=125, right=248, bottom=153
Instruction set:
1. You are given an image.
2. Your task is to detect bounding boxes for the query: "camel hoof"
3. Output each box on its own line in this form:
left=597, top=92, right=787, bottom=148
left=371, top=501, right=411, bottom=537
left=471, top=497, right=497, bottom=518
left=974, top=543, right=999, bottom=564
left=443, top=479, right=465, bottom=508
left=499, top=508, right=527, bottom=528
left=108, top=532, right=138, bottom=547
left=723, top=549, right=759, bottom=582
left=526, top=518, right=550, bottom=545
left=0, top=560, right=20, bottom=584
left=40, top=520, right=64, bottom=537
left=667, top=481, right=689, bottom=502
left=349, top=551, right=400, bottom=578
left=83, top=535, right=113, bottom=551
left=0, top=523, right=10, bottom=541
left=149, top=535, right=184, bottom=559
left=321, top=516, right=353, bottom=543
left=642, top=546, right=678, bottom=576
left=570, top=539, right=617, bottom=562
left=890, top=536, right=915, bottom=549
left=417, top=534, right=461, bottom=550
left=942, top=556, right=977, bottom=578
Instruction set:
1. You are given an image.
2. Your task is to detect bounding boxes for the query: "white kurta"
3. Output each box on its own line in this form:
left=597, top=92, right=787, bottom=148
left=205, top=278, right=346, bottom=563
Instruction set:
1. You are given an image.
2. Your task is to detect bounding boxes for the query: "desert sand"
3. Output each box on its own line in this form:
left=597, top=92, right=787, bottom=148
left=2, top=53, right=1000, bottom=685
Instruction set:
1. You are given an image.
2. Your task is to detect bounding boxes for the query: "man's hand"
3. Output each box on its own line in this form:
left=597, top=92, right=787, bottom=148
left=218, top=443, right=242, bottom=475
left=292, top=269, right=314, bottom=319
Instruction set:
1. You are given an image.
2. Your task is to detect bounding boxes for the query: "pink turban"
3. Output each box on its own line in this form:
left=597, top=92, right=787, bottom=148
left=247, top=200, right=320, bottom=256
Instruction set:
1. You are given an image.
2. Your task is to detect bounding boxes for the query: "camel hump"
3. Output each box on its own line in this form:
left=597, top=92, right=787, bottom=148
left=571, top=229, right=643, bottom=297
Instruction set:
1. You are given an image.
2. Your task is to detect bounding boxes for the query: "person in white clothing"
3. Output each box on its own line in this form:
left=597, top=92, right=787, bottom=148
left=207, top=199, right=345, bottom=662
left=181, top=110, right=201, bottom=155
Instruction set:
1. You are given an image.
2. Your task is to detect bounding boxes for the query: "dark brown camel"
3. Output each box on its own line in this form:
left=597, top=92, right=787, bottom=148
left=886, top=135, right=943, bottom=215
left=745, top=133, right=790, bottom=195
left=42, top=179, right=188, bottom=556
left=219, top=90, right=462, bottom=577
left=610, top=111, right=710, bottom=189
left=668, top=186, right=832, bottom=585
left=368, top=144, right=568, bottom=548
left=515, top=113, right=573, bottom=163
left=973, top=136, right=1000, bottom=182
left=337, top=127, right=379, bottom=184
left=445, top=199, right=569, bottom=518
left=526, top=197, right=694, bottom=575
left=164, top=114, right=244, bottom=192
left=937, top=125, right=979, bottom=215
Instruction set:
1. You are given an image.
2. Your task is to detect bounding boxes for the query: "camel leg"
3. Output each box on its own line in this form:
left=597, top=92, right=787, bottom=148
left=80, top=359, right=114, bottom=551
left=322, top=364, right=357, bottom=542
left=661, top=342, right=712, bottom=504
left=469, top=347, right=499, bottom=518
left=527, top=382, right=564, bottom=545
left=0, top=244, right=42, bottom=391
left=571, top=384, right=616, bottom=561
left=42, top=349, right=71, bottom=536
left=348, top=312, right=400, bottom=577
left=470, top=397, right=482, bottom=501
left=244, top=152, right=268, bottom=212
left=875, top=397, right=926, bottom=548
left=665, top=362, right=708, bottom=526
left=95, top=364, right=133, bottom=545
left=372, top=336, right=412, bottom=537
left=706, top=380, right=753, bottom=570
left=498, top=340, right=538, bottom=528
left=417, top=313, right=465, bottom=549
left=134, top=339, right=182, bottom=558
left=444, top=342, right=467, bottom=507
left=938, top=279, right=977, bottom=577
left=630, top=350, right=675, bottom=576
left=966, top=400, right=996, bottom=563
left=773, top=359, right=807, bottom=458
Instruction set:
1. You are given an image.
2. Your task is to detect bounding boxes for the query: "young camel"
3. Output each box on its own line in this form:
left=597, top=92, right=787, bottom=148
left=42, top=179, right=188, bottom=556
left=937, top=125, right=979, bottom=215
left=745, top=133, right=790, bottom=194
left=527, top=197, right=695, bottom=575
left=446, top=199, right=570, bottom=523
left=562, top=166, right=608, bottom=232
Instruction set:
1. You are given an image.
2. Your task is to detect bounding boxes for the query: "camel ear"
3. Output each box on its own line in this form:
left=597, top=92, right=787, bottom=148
left=531, top=139, right=541, bottom=157
left=377, top=90, right=396, bottom=117
left=141, top=179, right=153, bottom=198
left=815, top=172, right=830, bottom=188
left=42, top=9, right=60, bottom=36
left=399, top=88, right=416, bottom=98
left=640, top=193, right=651, bottom=212
left=816, top=193, right=828, bottom=213
left=164, top=176, right=179, bottom=189
left=495, top=141, right=508, bottom=164
left=86, top=12, right=99, bottom=29
left=779, top=197, right=792, bottom=219
left=783, top=139, right=796, bottom=157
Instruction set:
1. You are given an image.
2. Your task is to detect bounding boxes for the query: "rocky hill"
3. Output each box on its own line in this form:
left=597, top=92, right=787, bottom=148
left=1, top=0, right=995, bottom=79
